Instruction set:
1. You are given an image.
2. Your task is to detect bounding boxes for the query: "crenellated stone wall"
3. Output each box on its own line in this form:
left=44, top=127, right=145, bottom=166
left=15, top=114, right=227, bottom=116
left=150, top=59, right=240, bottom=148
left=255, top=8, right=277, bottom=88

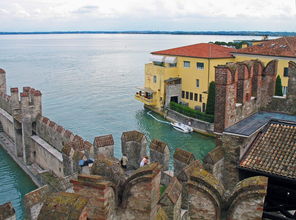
left=214, top=60, right=278, bottom=133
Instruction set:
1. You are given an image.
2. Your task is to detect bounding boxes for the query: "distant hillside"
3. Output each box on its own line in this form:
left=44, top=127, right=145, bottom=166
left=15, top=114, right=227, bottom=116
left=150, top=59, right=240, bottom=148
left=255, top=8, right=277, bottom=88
left=0, top=31, right=295, bottom=36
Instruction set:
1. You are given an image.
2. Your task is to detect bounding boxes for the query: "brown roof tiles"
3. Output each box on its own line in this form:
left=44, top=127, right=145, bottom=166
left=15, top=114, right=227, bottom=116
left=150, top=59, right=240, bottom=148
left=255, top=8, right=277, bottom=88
left=235, top=36, right=296, bottom=58
left=152, top=43, right=236, bottom=59
left=239, top=120, right=296, bottom=180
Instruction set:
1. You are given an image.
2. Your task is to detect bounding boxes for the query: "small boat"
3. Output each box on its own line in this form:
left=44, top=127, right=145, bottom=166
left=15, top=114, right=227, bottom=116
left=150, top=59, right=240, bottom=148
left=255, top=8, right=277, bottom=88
left=171, top=122, right=193, bottom=133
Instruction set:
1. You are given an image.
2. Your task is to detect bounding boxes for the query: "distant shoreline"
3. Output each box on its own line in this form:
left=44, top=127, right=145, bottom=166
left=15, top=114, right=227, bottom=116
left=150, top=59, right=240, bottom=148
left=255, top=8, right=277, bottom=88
left=0, top=31, right=295, bottom=37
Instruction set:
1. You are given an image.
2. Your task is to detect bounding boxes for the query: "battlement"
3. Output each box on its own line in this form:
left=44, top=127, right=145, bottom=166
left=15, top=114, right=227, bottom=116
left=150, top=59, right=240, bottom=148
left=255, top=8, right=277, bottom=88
left=214, top=59, right=278, bottom=132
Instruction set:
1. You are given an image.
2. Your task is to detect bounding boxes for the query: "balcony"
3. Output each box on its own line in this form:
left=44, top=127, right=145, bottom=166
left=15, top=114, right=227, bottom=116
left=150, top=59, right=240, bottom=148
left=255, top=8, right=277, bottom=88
left=135, top=88, right=157, bottom=106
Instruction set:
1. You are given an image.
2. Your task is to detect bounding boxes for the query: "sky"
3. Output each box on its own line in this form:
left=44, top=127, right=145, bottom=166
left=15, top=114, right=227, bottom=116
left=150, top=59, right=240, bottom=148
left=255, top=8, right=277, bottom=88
left=0, top=0, right=295, bottom=32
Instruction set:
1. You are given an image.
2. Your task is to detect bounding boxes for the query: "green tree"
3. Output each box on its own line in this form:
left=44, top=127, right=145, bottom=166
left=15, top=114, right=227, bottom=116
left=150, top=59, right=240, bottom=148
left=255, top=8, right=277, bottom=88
left=275, top=75, right=283, bottom=96
left=206, top=81, right=215, bottom=115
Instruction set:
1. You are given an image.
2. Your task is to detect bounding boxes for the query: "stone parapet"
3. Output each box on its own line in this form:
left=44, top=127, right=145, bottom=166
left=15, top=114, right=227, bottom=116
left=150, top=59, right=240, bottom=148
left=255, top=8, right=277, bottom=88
left=0, top=202, right=16, bottom=220
left=150, top=139, right=170, bottom=171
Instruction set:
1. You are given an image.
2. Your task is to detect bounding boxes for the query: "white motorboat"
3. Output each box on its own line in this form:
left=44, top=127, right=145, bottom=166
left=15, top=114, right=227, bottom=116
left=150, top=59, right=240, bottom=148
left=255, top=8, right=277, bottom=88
left=171, top=122, right=193, bottom=133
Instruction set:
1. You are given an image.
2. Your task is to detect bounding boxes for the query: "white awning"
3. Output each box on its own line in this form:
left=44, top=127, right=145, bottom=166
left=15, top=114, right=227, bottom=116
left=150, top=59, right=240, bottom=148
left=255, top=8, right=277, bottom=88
left=164, top=56, right=177, bottom=64
left=150, top=55, right=165, bottom=62
left=137, top=87, right=155, bottom=93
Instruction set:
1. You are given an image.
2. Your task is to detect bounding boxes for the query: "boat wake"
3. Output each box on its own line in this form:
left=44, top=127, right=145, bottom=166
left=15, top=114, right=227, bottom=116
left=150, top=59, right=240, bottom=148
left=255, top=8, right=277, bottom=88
left=147, top=111, right=171, bottom=125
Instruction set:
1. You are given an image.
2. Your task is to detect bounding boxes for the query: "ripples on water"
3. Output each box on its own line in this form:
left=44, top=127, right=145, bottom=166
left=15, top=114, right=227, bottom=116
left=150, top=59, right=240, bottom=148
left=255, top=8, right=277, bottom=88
left=0, top=34, right=263, bottom=218
left=0, top=146, right=36, bottom=219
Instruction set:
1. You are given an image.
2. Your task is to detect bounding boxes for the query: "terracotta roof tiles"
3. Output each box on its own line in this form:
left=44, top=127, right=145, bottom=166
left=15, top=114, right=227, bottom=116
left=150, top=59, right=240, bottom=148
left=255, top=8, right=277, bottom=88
left=235, top=36, right=296, bottom=58
left=152, top=43, right=236, bottom=59
left=239, top=120, right=296, bottom=180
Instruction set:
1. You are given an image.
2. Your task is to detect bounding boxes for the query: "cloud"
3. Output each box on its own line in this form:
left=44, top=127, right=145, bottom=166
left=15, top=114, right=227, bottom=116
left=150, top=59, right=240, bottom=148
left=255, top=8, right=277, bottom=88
left=0, top=0, right=295, bottom=31
left=72, top=5, right=99, bottom=14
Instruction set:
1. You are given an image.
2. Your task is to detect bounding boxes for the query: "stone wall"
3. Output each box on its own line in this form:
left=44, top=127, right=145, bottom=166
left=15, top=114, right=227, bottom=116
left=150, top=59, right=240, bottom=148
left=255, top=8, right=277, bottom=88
left=263, top=61, right=296, bottom=114
left=0, top=107, right=15, bottom=141
left=173, top=148, right=195, bottom=177
left=93, top=134, right=114, bottom=158
left=165, top=79, right=181, bottom=108
left=165, top=109, right=214, bottom=134
left=24, top=185, right=49, bottom=220
left=31, top=135, right=64, bottom=177
left=150, top=139, right=170, bottom=171
left=0, top=202, right=16, bottom=220
left=121, top=130, right=147, bottom=170
left=71, top=174, right=116, bottom=220
left=214, top=60, right=278, bottom=133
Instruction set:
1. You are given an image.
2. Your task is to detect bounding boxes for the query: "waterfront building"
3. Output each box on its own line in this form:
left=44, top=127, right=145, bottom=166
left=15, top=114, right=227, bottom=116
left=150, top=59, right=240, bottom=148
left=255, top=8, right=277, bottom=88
left=135, top=43, right=235, bottom=112
left=233, top=36, right=296, bottom=95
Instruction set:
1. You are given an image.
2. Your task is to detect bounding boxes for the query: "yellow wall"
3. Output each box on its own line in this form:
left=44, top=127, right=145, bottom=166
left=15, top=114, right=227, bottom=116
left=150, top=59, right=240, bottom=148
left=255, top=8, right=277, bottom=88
left=143, top=56, right=234, bottom=111
left=234, top=55, right=290, bottom=87
left=177, top=57, right=234, bottom=110
left=144, top=62, right=179, bottom=109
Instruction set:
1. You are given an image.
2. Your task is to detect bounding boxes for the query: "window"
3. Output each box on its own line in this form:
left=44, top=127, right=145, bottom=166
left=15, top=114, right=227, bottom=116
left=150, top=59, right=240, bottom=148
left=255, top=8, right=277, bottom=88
left=186, top=91, right=189, bottom=99
left=284, top=67, right=289, bottom=77
left=153, top=61, right=164, bottom=66
left=196, top=79, right=200, bottom=88
left=202, top=103, right=206, bottom=112
left=169, top=63, right=177, bottom=67
left=194, top=93, right=198, bottom=101
left=199, top=94, right=202, bottom=102
left=190, top=92, right=193, bottom=100
left=183, top=61, right=190, bottom=68
left=153, top=75, right=157, bottom=83
left=196, top=62, right=204, bottom=70
left=182, top=91, right=185, bottom=98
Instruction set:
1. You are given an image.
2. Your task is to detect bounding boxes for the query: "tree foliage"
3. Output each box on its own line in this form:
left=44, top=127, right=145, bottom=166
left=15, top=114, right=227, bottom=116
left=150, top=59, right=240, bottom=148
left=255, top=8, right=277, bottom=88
left=275, top=75, right=283, bottom=96
left=206, top=81, right=216, bottom=115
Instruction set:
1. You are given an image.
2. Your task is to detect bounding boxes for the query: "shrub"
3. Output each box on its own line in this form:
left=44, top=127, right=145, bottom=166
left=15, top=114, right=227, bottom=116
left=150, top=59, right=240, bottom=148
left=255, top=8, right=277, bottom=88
left=206, top=81, right=215, bottom=115
left=169, top=102, right=214, bottom=123
left=275, top=75, right=283, bottom=96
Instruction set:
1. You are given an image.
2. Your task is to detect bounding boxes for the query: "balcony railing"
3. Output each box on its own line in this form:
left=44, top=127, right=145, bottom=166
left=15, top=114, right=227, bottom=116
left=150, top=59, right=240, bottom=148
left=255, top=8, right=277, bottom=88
left=135, top=93, right=156, bottom=106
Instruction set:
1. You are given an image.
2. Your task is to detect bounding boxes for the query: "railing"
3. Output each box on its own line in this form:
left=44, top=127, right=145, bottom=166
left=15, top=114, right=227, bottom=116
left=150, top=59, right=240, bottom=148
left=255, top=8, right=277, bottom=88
left=135, top=93, right=156, bottom=105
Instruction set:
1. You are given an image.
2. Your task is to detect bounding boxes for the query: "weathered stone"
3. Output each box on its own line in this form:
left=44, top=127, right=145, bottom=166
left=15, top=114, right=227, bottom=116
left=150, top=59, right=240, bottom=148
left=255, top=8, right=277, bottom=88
left=226, top=176, right=268, bottom=220
left=150, top=139, right=170, bottom=171
left=120, top=163, right=162, bottom=220
left=71, top=174, right=115, bottom=220
left=93, top=134, right=114, bottom=158
left=0, top=202, right=16, bottom=220
left=159, top=177, right=182, bottom=220
left=121, top=130, right=147, bottom=170
left=24, top=185, right=49, bottom=220
left=173, top=148, right=195, bottom=177
left=37, top=192, right=89, bottom=220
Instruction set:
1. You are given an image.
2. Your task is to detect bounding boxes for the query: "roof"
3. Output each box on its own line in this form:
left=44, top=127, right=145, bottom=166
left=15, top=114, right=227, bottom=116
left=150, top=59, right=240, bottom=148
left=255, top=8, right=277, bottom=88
left=239, top=120, right=296, bottom=180
left=152, top=43, right=236, bottom=59
left=224, top=111, right=296, bottom=137
left=234, top=36, right=296, bottom=58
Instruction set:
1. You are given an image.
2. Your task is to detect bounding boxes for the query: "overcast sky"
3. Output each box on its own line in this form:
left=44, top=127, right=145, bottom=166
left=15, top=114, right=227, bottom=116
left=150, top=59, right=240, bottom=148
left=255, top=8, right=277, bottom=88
left=0, top=0, right=295, bottom=32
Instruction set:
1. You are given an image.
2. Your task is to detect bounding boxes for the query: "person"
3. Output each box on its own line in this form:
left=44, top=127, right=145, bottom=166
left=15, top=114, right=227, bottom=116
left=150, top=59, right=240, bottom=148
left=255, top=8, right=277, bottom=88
left=120, top=154, right=128, bottom=169
left=140, top=156, right=149, bottom=167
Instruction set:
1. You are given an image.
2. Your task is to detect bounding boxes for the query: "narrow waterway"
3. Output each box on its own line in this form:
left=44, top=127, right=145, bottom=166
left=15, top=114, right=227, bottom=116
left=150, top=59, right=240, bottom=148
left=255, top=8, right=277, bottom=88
left=0, top=146, right=37, bottom=220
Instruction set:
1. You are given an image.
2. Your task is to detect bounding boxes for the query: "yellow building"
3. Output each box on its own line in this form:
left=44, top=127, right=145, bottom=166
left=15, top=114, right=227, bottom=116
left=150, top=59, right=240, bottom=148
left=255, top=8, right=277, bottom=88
left=135, top=43, right=235, bottom=112
left=233, top=36, right=296, bottom=95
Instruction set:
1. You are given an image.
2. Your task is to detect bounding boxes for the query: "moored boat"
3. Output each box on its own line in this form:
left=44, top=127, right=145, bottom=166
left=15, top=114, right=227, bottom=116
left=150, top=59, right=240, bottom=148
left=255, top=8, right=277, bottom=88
left=171, top=122, right=193, bottom=133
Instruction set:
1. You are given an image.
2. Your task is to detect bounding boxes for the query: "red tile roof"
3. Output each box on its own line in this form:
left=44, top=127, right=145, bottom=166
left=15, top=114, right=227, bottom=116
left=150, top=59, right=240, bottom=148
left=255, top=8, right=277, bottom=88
left=152, top=43, right=236, bottom=59
left=235, top=36, right=296, bottom=58
left=239, top=120, right=296, bottom=180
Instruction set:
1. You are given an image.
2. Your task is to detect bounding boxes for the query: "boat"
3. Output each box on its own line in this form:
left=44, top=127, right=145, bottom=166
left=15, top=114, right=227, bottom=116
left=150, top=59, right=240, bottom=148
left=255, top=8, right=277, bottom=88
left=171, top=122, right=193, bottom=133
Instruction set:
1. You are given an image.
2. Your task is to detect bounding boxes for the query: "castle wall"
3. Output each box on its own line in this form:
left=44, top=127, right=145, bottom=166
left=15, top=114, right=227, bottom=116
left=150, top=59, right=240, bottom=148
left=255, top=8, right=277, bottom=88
left=214, top=60, right=277, bottom=133
left=0, top=108, right=15, bottom=141
left=31, top=135, right=64, bottom=177
left=36, top=116, right=74, bottom=151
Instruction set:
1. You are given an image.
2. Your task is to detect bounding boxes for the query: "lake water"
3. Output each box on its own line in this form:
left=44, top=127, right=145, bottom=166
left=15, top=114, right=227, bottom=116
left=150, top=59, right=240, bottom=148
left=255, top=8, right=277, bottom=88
left=0, top=34, right=263, bottom=219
